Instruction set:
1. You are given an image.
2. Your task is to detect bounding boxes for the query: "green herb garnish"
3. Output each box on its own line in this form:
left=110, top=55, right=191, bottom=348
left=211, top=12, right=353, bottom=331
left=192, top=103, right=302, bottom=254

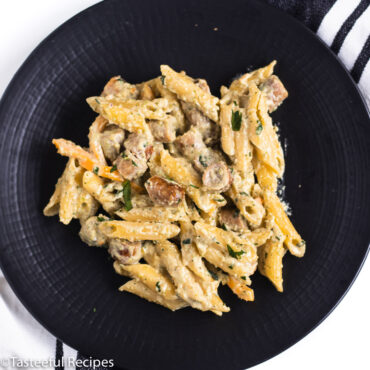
left=199, top=155, right=208, bottom=168
left=215, top=199, right=224, bottom=202
left=110, top=164, right=117, bottom=173
left=95, top=98, right=100, bottom=105
left=231, top=110, right=242, bottom=131
left=97, top=216, right=105, bottom=222
left=189, top=184, right=199, bottom=189
left=93, top=307, right=96, bottom=312
left=240, top=191, right=249, bottom=196
left=228, top=265, right=234, bottom=269
left=131, top=160, right=138, bottom=167
left=256, top=120, right=263, bottom=135
left=156, top=281, right=161, bottom=292
left=182, top=238, right=191, bottom=244
left=122, top=180, right=132, bottom=211
left=227, top=244, right=245, bottom=259
left=297, top=240, right=306, bottom=248
left=93, top=167, right=99, bottom=175
left=221, top=224, right=228, bottom=231
left=241, top=276, right=247, bottom=280
left=160, top=75, right=165, bottom=85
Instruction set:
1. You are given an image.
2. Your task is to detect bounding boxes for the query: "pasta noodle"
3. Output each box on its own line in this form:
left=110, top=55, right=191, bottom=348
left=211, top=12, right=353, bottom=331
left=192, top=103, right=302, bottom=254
left=44, top=62, right=305, bottom=315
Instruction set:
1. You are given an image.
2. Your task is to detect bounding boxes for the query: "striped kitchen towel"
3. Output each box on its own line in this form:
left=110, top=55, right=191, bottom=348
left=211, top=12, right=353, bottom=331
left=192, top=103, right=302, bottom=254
left=0, top=1, right=369, bottom=370
left=263, top=0, right=370, bottom=107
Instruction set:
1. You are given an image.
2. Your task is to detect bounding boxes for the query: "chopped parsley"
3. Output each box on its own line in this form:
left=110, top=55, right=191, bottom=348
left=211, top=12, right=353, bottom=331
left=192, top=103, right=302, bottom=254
left=97, top=216, right=106, bottom=222
left=227, top=244, right=245, bottom=259
left=241, top=276, right=247, bottom=280
left=156, top=281, right=161, bottom=292
left=256, top=120, right=263, bottom=135
left=93, top=307, right=96, bottom=312
left=160, top=75, right=165, bottom=85
left=297, top=240, right=306, bottom=248
left=231, top=110, right=242, bottom=131
left=182, top=238, right=192, bottom=244
left=240, top=191, right=249, bottom=196
left=276, top=236, right=281, bottom=241
left=199, top=155, right=208, bottom=168
left=233, top=100, right=237, bottom=106
left=131, top=160, right=138, bottom=167
left=122, top=180, right=132, bottom=211
left=215, top=199, right=224, bottom=202
left=110, top=164, right=117, bottom=173
left=221, top=224, right=228, bottom=231
left=189, top=184, right=199, bottom=189
left=121, top=153, right=128, bottom=158
left=95, top=98, right=100, bottom=105
left=93, top=167, right=99, bottom=175
left=228, top=265, right=234, bottom=269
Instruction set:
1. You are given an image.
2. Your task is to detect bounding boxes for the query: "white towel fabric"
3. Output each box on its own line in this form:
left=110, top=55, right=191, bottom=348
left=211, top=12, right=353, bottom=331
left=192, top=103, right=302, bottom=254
left=0, top=0, right=369, bottom=369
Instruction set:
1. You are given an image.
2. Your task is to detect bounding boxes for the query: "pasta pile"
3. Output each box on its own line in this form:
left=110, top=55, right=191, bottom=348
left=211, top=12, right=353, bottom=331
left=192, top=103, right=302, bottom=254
left=44, top=62, right=305, bottom=315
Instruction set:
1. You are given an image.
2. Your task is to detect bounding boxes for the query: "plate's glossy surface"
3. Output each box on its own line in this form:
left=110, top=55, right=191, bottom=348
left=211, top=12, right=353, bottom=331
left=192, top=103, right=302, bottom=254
left=0, top=0, right=369, bottom=369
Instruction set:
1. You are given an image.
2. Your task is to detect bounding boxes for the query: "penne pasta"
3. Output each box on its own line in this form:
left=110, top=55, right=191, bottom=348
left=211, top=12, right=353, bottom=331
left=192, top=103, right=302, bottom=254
left=99, top=220, right=180, bottom=241
left=45, top=62, right=305, bottom=315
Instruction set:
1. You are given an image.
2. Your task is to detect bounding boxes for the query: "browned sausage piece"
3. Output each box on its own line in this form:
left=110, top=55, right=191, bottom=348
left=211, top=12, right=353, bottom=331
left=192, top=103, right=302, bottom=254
left=218, top=208, right=249, bottom=233
left=175, top=129, right=207, bottom=161
left=180, top=102, right=220, bottom=145
left=115, top=156, right=143, bottom=180
left=202, top=162, right=232, bottom=192
left=115, top=133, right=152, bottom=180
left=124, top=133, right=149, bottom=161
left=148, top=117, right=177, bottom=143
left=145, top=176, right=185, bottom=206
left=100, top=125, right=125, bottom=162
left=259, top=75, right=288, bottom=112
left=108, top=239, right=142, bottom=265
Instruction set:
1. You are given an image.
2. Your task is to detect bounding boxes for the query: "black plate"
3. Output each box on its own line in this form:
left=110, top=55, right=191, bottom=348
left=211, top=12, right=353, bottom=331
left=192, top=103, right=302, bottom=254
left=0, top=0, right=369, bottom=369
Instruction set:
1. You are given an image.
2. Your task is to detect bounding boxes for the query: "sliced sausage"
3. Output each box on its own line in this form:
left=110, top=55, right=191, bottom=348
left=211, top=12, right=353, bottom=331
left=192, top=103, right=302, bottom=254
left=145, top=176, right=185, bottom=206
left=108, top=239, right=142, bottom=265
left=181, top=102, right=220, bottom=145
left=115, top=133, right=152, bottom=180
left=124, top=133, right=150, bottom=160
left=259, top=75, right=288, bottom=112
left=100, top=125, right=125, bottom=162
left=175, top=129, right=207, bottom=161
left=202, top=162, right=232, bottom=192
left=115, top=155, right=146, bottom=180
left=218, top=209, right=249, bottom=233
left=176, top=129, right=224, bottom=172
left=79, top=216, right=108, bottom=247
left=149, top=116, right=177, bottom=143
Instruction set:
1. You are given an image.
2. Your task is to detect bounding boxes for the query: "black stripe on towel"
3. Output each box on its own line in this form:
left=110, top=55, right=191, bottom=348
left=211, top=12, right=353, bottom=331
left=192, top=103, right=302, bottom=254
left=55, top=339, right=64, bottom=370
left=261, top=0, right=336, bottom=32
left=351, top=35, right=370, bottom=82
left=331, top=0, right=369, bottom=54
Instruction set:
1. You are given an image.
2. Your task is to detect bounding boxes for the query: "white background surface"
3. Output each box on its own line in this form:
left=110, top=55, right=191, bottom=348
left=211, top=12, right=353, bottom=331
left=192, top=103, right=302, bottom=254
left=0, top=1, right=369, bottom=369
